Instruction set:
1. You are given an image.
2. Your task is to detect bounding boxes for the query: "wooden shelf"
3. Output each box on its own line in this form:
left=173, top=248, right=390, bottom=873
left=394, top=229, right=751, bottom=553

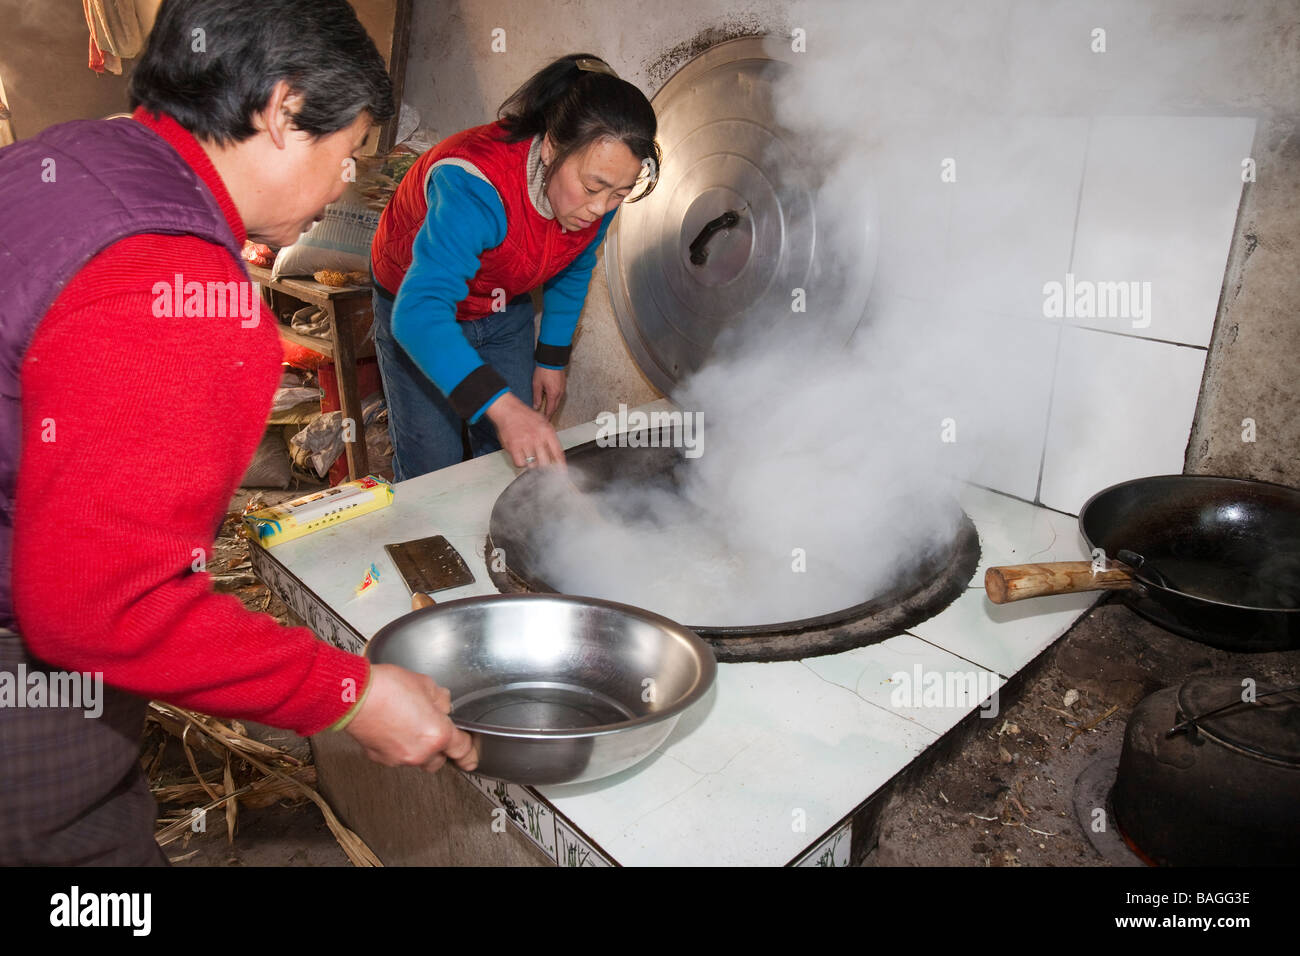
left=250, top=263, right=377, bottom=480
left=247, top=264, right=371, bottom=305
left=278, top=326, right=336, bottom=360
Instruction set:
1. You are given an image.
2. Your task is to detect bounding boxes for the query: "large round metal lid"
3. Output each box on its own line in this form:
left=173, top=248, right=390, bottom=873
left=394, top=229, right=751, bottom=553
left=606, top=36, right=876, bottom=395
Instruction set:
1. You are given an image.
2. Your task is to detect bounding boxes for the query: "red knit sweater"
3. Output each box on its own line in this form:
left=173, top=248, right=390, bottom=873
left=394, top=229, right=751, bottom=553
left=12, top=109, right=369, bottom=737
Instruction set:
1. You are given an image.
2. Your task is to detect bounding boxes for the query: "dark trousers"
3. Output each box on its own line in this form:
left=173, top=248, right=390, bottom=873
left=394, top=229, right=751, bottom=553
left=371, top=290, right=537, bottom=481
left=0, top=632, right=167, bottom=866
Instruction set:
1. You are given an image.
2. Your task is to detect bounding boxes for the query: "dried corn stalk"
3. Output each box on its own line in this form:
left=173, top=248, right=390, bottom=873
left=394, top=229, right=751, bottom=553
left=146, top=702, right=381, bottom=866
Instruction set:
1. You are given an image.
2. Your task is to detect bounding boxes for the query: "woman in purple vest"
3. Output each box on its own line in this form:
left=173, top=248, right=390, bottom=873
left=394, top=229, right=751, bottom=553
left=0, top=0, right=476, bottom=868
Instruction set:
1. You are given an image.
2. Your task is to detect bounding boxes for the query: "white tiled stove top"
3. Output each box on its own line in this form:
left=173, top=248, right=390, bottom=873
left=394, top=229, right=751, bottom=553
left=252, top=402, right=1099, bottom=866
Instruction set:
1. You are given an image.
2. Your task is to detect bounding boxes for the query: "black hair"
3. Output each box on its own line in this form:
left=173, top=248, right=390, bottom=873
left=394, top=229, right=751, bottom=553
left=498, top=54, right=660, bottom=201
left=129, top=0, right=394, bottom=144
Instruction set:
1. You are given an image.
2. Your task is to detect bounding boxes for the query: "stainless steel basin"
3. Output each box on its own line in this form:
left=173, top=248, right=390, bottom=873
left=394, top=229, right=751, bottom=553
left=366, top=594, right=717, bottom=785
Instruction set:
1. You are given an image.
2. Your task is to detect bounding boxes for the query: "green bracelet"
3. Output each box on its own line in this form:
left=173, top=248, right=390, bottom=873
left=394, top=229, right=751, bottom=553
left=328, top=677, right=372, bottom=732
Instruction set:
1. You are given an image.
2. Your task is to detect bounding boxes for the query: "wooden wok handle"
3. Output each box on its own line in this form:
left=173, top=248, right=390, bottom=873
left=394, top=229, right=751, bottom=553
left=985, top=561, right=1135, bottom=603
left=411, top=592, right=436, bottom=610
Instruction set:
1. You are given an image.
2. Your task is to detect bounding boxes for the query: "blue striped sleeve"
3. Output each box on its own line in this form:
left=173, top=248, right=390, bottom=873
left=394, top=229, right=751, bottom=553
left=537, top=209, right=616, bottom=368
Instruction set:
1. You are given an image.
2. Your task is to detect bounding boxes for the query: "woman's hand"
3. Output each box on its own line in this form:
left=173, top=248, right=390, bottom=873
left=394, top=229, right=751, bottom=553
left=485, top=391, right=566, bottom=467
left=532, top=366, right=567, bottom=420
left=344, top=663, right=479, bottom=773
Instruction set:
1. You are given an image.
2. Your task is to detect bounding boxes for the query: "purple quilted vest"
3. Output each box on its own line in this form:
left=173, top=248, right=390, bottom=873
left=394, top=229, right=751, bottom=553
left=0, top=115, right=242, bottom=628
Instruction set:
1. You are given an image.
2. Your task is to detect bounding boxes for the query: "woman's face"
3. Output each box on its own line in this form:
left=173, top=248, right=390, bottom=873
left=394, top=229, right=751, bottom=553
left=247, top=107, right=372, bottom=247
left=542, top=135, right=643, bottom=232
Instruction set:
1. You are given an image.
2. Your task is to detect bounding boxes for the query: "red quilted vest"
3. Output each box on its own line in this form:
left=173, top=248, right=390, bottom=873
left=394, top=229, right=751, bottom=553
left=370, top=122, right=601, bottom=320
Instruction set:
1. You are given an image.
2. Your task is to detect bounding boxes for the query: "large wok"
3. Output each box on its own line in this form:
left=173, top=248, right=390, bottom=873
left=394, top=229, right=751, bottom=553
left=985, top=475, right=1300, bottom=652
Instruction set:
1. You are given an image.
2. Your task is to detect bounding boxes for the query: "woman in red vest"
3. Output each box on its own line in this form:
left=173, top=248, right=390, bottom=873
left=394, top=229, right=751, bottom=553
left=370, top=54, right=660, bottom=480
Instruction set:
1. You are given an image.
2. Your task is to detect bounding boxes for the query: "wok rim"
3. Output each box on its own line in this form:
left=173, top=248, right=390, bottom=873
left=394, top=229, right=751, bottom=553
left=489, top=432, right=977, bottom=636
left=1079, top=473, right=1300, bottom=615
left=365, top=592, right=718, bottom=740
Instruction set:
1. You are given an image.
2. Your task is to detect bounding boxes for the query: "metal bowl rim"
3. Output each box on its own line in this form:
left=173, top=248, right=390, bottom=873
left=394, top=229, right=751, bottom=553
left=365, top=592, right=718, bottom=739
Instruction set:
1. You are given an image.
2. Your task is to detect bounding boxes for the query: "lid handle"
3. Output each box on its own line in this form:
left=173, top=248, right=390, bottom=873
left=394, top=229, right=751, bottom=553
left=689, top=210, right=741, bottom=266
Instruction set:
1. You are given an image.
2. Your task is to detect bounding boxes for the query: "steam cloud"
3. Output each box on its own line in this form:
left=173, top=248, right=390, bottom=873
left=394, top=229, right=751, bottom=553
left=497, top=0, right=1259, bottom=627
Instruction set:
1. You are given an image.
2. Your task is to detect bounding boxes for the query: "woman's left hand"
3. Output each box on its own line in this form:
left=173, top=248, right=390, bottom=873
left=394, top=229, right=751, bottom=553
left=532, top=366, right=567, bottom=420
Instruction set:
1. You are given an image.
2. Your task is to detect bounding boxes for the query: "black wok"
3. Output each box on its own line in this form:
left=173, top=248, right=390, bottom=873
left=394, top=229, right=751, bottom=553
left=985, top=475, right=1300, bottom=652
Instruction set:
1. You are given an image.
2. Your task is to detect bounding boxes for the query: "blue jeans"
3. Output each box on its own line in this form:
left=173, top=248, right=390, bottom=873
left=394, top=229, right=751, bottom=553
left=372, top=291, right=536, bottom=481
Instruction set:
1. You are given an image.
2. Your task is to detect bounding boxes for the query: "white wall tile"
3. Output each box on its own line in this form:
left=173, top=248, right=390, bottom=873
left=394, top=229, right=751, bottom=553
left=947, top=116, right=1089, bottom=322
left=1069, top=116, right=1256, bottom=346
left=870, top=121, right=957, bottom=302
left=956, top=313, right=1061, bottom=501
left=852, top=297, right=1058, bottom=503
left=1039, top=326, right=1207, bottom=513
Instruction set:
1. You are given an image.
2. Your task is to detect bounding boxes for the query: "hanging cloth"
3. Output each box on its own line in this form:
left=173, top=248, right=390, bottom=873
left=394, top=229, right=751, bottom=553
left=84, top=0, right=144, bottom=75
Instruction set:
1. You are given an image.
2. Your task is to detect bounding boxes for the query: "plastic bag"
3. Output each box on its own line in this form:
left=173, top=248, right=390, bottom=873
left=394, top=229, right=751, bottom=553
left=290, top=393, right=386, bottom=478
